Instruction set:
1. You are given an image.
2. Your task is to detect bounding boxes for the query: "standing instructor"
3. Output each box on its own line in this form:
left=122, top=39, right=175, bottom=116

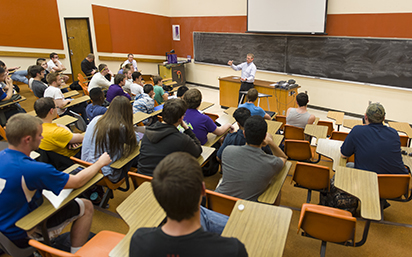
left=228, top=53, right=256, bottom=104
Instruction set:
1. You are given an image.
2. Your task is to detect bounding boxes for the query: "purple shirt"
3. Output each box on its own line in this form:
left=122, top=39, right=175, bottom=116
left=184, top=108, right=217, bottom=145
left=106, top=84, right=131, bottom=103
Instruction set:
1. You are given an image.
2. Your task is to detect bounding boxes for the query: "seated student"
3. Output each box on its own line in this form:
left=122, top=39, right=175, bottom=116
left=88, top=64, right=114, bottom=92
left=133, top=84, right=155, bottom=125
left=36, top=58, right=50, bottom=84
left=80, top=53, right=97, bottom=77
left=86, top=87, right=107, bottom=121
left=286, top=92, right=315, bottom=128
left=122, top=68, right=133, bottom=95
left=117, top=63, right=133, bottom=75
left=35, top=97, right=84, bottom=158
left=216, top=115, right=287, bottom=201
left=152, top=75, right=168, bottom=105
left=138, top=98, right=202, bottom=176
left=130, top=71, right=144, bottom=97
left=106, top=74, right=131, bottom=103
left=0, top=113, right=111, bottom=252
left=46, top=52, right=69, bottom=83
left=183, top=88, right=234, bottom=145
left=238, top=88, right=271, bottom=120
left=28, top=65, right=47, bottom=98
left=176, top=85, right=189, bottom=99
left=44, top=72, right=88, bottom=122
left=216, top=107, right=251, bottom=162
left=0, top=67, right=26, bottom=125
left=130, top=152, right=247, bottom=257
left=82, top=96, right=140, bottom=183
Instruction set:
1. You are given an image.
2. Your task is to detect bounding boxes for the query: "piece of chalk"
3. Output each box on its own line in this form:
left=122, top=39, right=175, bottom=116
left=238, top=204, right=245, bottom=211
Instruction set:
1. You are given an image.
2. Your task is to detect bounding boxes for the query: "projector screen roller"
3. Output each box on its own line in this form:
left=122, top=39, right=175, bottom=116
left=247, top=0, right=328, bottom=34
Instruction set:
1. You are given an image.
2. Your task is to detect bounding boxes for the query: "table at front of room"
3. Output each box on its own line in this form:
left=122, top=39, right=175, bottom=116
left=219, top=76, right=299, bottom=115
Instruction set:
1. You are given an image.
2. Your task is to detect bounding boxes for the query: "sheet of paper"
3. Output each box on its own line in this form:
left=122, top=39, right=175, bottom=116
left=43, top=189, right=73, bottom=209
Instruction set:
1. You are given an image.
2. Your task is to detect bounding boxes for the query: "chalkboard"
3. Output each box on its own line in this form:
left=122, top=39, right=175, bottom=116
left=194, top=32, right=412, bottom=89
left=194, top=33, right=286, bottom=72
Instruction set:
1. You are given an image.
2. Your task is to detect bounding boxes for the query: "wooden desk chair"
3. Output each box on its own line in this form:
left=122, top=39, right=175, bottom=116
left=70, top=157, right=131, bottom=208
left=284, top=139, right=320, bottom=163
left=317, top=121, right=334, bottom=137
left=205, top=189, right=240, bottom=216
left=298, top=203, right=356, bottom=257
left=399, top=135, right=409, bottom=147
left=292, top=162, right=330, bottom=203
left=0, top=232, right=34, bottom=257
left=275, top=115, right=286, bottom=131
left=330, top=131, right=348, bottom=141
left=284, top=124, right=305, bottom=140
left=0, top=125, right=7, bottom=140
left=29, top=230, right=124, bottom=257
left=128, top=172, right=153, bottom=189
left=377, top=174, right=412, bottom=219
left=205, top=113, right=219, bottom=122
left=77, top=73, right=89, bottom=96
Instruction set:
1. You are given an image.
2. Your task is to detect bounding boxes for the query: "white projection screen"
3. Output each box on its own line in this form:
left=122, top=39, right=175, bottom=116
left=247, top=0, right=328, bottom=34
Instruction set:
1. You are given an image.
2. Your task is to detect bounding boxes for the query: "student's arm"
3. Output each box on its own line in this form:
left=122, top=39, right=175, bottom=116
left=162, top=93, right=168, bottom=102
left=263, top=113, right=272, bottom=120
left=64, top=153, right=111, bottom=189
left=54, top=98, right=71, bottom=108
left=181, top=120, right=202, bottom=157
left=286, top=107, right=292, bottom=117
left=213, top=123, right=235, bottom=136
left=1, top=77, right=14, bottom=101
left=264, top=133, right=287, bottom=165
left=307, top=114, right=316, bottom=124
left=69, top=133, right=84, bottom=144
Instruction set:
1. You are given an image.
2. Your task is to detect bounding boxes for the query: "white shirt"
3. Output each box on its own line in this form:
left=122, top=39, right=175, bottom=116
left=130, top=82, right=143, bottom=96
left=47, top=59, right=62, bottom=72
left=231, top=62, right=257, bottom=83
left=44, top=86, right=66, bottom=115
left=123, top=79, right=133, bottom=94
left=88, top=72, right=113, bottom=92
left=122, top=60, right=138, bottom=71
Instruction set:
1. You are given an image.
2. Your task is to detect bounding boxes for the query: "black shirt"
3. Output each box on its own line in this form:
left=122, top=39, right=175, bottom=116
left=81, top=58, right=97, bottom=77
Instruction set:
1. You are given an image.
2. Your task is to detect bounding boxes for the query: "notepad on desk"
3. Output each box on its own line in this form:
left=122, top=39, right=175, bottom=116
left=43, top=189, right=73, bottom=209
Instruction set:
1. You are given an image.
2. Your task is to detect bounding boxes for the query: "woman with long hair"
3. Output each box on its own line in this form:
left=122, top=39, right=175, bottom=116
left=82, top=95, right=140, bottom=182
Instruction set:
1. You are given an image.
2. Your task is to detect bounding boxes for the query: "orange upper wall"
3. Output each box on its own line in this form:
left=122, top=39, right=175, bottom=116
left=1, top=0, right=63, bottom=49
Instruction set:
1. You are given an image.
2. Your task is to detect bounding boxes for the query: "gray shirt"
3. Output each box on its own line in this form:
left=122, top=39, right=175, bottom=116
left=286, top=108, right=311, bottom=129
left=216, top=144, right=284, bottom=201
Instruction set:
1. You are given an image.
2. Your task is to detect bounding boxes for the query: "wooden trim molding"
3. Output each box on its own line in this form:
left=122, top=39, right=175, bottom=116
left=98, top=55, right=165, bottom=63
left=0, top=51, right=65, bottom=59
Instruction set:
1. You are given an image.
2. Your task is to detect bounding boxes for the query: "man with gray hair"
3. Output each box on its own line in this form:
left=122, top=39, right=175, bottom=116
left=341, top=102, right=407, bottom=174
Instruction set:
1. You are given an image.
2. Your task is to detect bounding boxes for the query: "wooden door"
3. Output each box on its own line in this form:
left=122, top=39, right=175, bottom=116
left=65, top=18, right=93, bottom=81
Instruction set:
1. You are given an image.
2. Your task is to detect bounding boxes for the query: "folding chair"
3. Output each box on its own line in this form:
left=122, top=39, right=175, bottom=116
left=292, top=162, right=330, bottom=203
left=205, top=189, right=240, bottom=216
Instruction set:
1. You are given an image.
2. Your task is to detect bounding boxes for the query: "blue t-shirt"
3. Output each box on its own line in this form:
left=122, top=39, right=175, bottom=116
left=238, top=102, right=266, bottom=117
left=0, top=88, right=6, bottom=101
left=184, top=109, right=217, bottom=145
left=341, top=123, right=408, bottom=174
left=86, top=103, right=107, bottom=121
left=0, top=149, right=69, bottom=240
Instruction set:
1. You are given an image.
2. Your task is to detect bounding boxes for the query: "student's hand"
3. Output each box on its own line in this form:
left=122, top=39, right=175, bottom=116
left=229, top=124, right=235, bottom=133
left=91, top=70, right=97, bottom=75
left=108, top=70, right=114, bottom=76
left=68, top=143, right=81, bottom=149
left=97, top=152, right=112, bottom=166
left=181, top=119, right=189, bottom=130
left=262, top=133, right=274, bottom=147
left=5, top=76, right=13, bottom=87
left=227, top=60, right=233, bottom=66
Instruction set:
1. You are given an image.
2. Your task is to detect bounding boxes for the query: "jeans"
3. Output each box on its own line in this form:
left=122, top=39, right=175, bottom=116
left=10, top=70, right=28, bottom=84
left=199, top=206, right=228, bottom=235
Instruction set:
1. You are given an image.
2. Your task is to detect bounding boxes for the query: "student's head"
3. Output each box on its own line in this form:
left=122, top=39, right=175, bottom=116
left=28, top=65, right=45, bottom=79
left=89, top=87, right=104, bottom=103
left=0, top=67, right=6, bottom=82
left=152, top=152, right=204, bottom=221
left=296, top=92, right=309, bottom=107
left=49, top=52, right=58, bottom=60
left=132, top=71, right=142, bottom=82
left=36, top=58, right=47, bottom=69
left=94, top=96, right=137, bottom=158
left=153, top=75, right=163, bottom=85
left=183, top=88, right=202, bottom=109
left=127, top=53, right=134, bottom=62
left=124, top=68, right=132, bottom=79
left=98, top=64, right=109, bottom=75
left=124, top=63, right=133, bottom=70
left=162, top=98, right=187, bottom=125
left=177, top=85, right=189, bottom=98
left=0, top=60, right=5, bottom=69
left=246, top=53, right=254, bottom=63
left=233, top=107, right=251, bottom=128
left=46, top=72, right=61, bottom=86
left=6, top=114, right=43, bottom=148
left=34, top=97, right=56, bottom=119
left=246, top=88, right=258, bottom=102
left=143, top=84, right=154, bottom=94
left=365, top=102, right=385, bottom=124
left=86, top=53, right=95, bottom=61
left=114, top=74, right=126, bottom=86
left=244, top=115, right=267, bottom=145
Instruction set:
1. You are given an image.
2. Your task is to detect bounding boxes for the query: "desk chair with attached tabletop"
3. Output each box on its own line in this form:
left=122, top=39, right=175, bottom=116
left=330, top=131, right=348, bottom=141
left=205, top=190, right=240, bottom=216
left=275, top=115, right=286, bottom=131
left=399, top=135, right=409, bottom=147
left=128, top=171, right=153, bottom=189
left=284, top=139, right=320, bottom=163
left=317, top=121, right=334, bottom=137
left=77, top=74, right=89, bottom=96
left=0, top=232, right=35, bottom=257
left=284, top=124, right=305, bottom=140
left=292, top=162, right=330, bottom=203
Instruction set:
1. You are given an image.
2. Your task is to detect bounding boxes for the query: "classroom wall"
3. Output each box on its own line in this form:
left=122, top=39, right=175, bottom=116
left=0, top=0, right=411, bottom=122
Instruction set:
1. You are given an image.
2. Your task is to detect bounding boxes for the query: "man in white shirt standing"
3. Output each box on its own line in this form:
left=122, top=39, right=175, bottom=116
left=122, top=53, right=138, bottom=71
left=88, top=64, right=114, bottom=92
left=227, top=53, right=257, bottom=104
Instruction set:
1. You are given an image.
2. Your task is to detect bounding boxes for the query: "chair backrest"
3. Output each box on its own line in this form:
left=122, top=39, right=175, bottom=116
left=377, top=174, right=411, bottom=200
left=317, top=121, right=334, bottom=137
left=0, top=232, right=35, bottom=257
left=298, top=203, right=356, bottom=244
left=29, top=239, right=77, bottom=257
left=292, top=162, right=330, bottom=191
left=330, top=131, right=349, bottom=141
left=205, top=189, right=240, bottom=216
left=399, top=135, right=409, bottom=147
left=275, top=115, right=286, bottom=130
left=284, top=124, right=305, bottom=140
left=128, top=172, right=153, bottom=189
left=77, top=74, right=89, bottom=96
left=284, top=139, right=313, bottom=161
left=0, top=125, right=7, bottom=141
left=204, top=113, right=219, bottom=122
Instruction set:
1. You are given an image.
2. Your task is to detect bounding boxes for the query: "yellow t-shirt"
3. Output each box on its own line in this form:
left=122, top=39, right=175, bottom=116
left=39, top=123, right=79, bottom=157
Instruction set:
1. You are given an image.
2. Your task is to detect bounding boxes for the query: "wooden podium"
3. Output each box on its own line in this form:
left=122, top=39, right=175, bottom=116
left=219, top=76, right=299, bottom=115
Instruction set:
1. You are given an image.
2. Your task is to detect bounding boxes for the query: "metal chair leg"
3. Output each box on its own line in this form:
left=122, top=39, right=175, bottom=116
left=320, top=241, right=327, bottom=257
